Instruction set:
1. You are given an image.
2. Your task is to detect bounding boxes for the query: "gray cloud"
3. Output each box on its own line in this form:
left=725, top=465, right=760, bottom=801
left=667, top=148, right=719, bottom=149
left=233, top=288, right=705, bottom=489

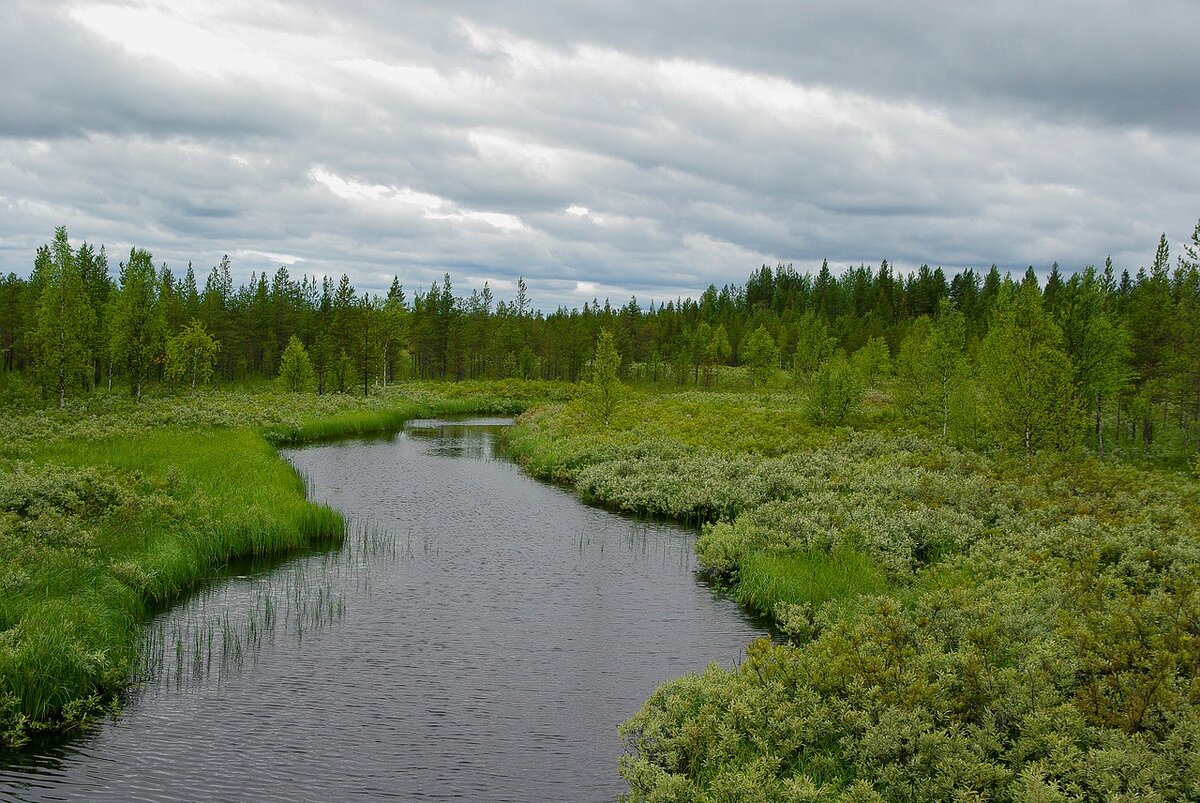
left=1, top=0, right=1198, bottom=312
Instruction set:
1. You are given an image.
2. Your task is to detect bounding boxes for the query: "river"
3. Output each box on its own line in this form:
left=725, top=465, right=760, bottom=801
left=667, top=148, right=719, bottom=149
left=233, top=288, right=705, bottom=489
left=0, top=419, right=765, bottom=802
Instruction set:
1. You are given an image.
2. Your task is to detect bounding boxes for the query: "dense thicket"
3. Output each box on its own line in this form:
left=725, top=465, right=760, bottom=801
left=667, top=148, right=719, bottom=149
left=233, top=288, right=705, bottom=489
left=4, top=223, right=1200, bottom=463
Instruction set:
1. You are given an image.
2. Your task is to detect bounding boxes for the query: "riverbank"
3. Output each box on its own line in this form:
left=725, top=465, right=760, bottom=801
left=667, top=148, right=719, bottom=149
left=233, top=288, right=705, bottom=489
left=0, top=381, right=570, bottom=747
left=505, top=389, right=1200, bottom=800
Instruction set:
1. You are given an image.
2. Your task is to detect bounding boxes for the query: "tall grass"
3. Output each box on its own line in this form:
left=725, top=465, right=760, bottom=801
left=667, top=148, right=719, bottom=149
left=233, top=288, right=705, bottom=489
left=733, top=548, right=889, bottom=616
left=0, top=428, right=348, bottom=745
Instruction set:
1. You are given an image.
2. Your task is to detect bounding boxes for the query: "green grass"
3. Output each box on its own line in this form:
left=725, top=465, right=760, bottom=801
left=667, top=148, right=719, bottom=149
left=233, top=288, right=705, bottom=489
left=734, top=548, right=889, bottom=616
left=0, top=428, right=346, bottom=744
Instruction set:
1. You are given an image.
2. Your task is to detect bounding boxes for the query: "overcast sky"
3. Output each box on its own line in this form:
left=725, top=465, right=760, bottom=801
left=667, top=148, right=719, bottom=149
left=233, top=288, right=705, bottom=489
left=2, top=1, right=1198, bottom=311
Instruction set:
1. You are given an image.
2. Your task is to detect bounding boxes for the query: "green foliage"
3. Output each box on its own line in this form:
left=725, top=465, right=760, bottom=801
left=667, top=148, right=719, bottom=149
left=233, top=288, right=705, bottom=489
left=109, top=247, right=165, bottom=402
left=164, top=319, right=220, bottom=388
left=895, top=300, right=969, bottom=440
left=31, top=227, right=95, bottom=408
left=8, top=224, right=1200, bottom=467
left=1054, top=266, right=1131, bottom=455
left=585, top=328, right=622, bottom=426
left=851, top=336, right=891, bottom=388
left=705, top=324, right=732, bottom=386
left=804, top=352, right=863, bottom=426
left=0, top=427, right=344, bottom=744
left=741, top=325, right=779, bottom=387
left=734, top=548, right=889, bottom=618
left=793, top=310, right=836, bottom=378
left=278, top=335, right=315, bottom=393
left=980, top=284, right=1082, bottom=458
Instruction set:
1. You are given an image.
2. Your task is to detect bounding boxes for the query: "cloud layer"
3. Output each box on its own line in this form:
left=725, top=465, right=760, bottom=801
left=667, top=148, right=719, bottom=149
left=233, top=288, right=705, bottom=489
left=2, top=0, right=1198, bottom=310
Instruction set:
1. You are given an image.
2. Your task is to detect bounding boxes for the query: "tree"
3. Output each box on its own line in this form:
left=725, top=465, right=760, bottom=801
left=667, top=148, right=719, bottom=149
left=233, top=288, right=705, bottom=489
left=706, top=324, right=731, bottom=386
left=164, top=319, right=220, bottom=388
left=32, top=228, right=94, bottom=408
left=895, top=300, right=967, bottom=440
left=805, top=351, right=863, bottom=426
left=980, top=283, right=1082, bottom=459
left=278, top=335, right=315, bottom=392
left=793, top=311, right=836, bottom=378
left=380, top=277, right=407, bottom=385
left=1055, top=266, right=1132, bottom=455
left=740, top=324, right=779, bottom=387
left=691, top=322, right=712, bottom=384
left=348, top=295, right=379, bottom=396
left=852, top=336, right=891, bottom=389
left=586, top=328, right=622, bottom=426
left=109, top=248, right=164, bottom=401
left=76, top=241, right=112, bottom=387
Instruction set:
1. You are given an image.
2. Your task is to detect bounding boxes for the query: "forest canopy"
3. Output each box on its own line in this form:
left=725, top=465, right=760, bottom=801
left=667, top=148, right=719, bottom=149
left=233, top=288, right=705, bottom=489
left=3, top=223, right=1200, bottom=466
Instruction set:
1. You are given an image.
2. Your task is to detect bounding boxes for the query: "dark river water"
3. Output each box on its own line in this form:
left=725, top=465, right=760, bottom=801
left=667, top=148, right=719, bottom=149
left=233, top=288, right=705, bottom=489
left=0, top=419, right=765, bottom=802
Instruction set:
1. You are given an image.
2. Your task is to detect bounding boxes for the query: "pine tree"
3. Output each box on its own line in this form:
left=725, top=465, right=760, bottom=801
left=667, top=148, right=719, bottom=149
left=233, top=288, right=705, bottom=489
left=1055, top=266, right=1132, bottom=454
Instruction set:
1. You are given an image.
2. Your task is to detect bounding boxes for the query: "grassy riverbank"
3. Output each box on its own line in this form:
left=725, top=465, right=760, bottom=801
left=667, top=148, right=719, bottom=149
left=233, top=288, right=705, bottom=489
left=0, top=381, right=568, bottom=748
left=506, top=389, right=1200, bottom=801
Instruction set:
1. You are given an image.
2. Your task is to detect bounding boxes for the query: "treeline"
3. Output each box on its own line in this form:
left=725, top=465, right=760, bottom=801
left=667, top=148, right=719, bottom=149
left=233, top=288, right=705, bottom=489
left=4, top=223, right=1199, bottom=459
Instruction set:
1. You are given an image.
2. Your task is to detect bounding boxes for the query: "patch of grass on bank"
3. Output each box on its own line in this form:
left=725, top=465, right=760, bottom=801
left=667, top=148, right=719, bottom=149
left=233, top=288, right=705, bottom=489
left=734, top=548, right=889, bottom=617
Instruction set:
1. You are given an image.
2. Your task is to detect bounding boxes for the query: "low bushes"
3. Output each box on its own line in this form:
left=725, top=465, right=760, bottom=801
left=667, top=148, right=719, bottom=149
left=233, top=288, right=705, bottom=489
left=504, top=390, right=1200, bottom=800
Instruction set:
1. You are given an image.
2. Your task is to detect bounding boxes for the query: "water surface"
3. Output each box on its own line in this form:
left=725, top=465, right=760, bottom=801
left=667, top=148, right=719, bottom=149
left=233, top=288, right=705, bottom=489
left=0, top=419, right=764, bottom=802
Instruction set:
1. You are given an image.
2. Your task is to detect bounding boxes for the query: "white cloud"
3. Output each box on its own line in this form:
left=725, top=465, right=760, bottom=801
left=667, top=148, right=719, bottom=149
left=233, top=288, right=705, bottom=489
left=240, top=249, right=303, bottom=265
left=69, top=4, right=276, bottom=79
left=309, top=166, right=526, bottom=232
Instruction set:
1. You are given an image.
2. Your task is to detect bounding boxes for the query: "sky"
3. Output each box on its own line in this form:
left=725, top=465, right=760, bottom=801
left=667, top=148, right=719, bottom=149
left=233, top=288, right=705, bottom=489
left=2, top=1, right=1198, bottom=312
